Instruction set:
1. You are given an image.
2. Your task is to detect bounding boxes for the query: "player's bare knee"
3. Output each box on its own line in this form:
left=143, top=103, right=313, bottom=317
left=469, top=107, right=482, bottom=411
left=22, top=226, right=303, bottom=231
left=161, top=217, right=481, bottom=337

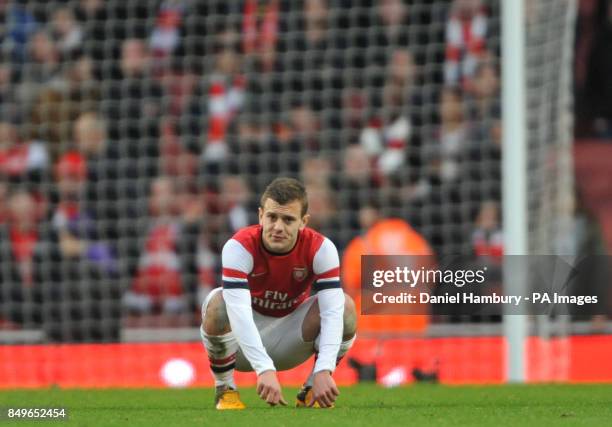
left=302, top=293, right=357, bottom=342
left=343, top=293, right=357, bottom=340
left=301, top=300, right=321, bottom=342
left=203, top=291, right=231, bottom=335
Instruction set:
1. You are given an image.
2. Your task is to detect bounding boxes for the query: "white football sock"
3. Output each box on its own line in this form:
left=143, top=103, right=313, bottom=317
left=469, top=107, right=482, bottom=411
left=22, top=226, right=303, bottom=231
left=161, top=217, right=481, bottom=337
left=200, top=327, right=238, bottom=389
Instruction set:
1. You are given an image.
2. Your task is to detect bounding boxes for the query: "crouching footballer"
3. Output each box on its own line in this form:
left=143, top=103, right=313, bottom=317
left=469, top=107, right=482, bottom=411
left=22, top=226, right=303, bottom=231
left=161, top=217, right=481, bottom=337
left=200, top=177, right=357, bottom=409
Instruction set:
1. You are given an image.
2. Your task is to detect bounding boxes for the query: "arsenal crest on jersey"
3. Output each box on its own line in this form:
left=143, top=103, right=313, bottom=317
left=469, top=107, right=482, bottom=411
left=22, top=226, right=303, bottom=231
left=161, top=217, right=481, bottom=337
left=293, top=267, right=308, bottom=282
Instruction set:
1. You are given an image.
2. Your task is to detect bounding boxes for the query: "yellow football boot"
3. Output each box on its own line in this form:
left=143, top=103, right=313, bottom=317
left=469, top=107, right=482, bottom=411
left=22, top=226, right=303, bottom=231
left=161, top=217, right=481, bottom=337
left=215, top=386, right=246, bottom=410
left=295, top=386, right=334, bottom=409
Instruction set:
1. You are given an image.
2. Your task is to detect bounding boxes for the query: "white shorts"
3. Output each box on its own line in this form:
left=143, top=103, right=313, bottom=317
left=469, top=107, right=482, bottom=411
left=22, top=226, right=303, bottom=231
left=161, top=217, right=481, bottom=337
left=202, top=287, right=317, bottom=372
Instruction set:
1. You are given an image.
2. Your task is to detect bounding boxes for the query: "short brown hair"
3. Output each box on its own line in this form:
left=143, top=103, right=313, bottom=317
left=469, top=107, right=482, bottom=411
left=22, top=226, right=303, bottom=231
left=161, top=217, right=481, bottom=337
left=260, top=177, right=308, bottom=216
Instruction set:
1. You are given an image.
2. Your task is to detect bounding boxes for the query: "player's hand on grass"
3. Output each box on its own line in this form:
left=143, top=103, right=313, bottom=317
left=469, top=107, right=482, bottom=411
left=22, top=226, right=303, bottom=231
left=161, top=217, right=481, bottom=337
left=310, top=370, right=339, bottom=408
left=257, top=370, right=287, bottom=406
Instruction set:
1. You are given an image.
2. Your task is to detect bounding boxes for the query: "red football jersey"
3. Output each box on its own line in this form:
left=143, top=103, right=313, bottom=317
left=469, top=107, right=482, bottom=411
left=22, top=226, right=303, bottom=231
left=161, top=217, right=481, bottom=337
left=221, top=225, right=340, bottom=317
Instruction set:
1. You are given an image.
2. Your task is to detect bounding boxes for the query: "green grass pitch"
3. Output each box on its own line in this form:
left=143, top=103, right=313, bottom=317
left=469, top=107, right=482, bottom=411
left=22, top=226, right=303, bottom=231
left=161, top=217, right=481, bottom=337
left=1, top=384, right=611, bottom=426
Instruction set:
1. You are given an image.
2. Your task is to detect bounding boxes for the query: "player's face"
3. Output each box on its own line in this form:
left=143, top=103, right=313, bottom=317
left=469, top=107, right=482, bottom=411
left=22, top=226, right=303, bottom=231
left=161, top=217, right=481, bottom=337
left=259, top=198, right=309, bottom=254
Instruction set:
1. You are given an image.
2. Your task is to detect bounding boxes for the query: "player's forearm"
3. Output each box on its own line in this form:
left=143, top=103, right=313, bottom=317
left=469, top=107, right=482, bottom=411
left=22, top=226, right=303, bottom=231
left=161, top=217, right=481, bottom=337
left=223, top=288, right=276, bottom=375
left=314, top=288, right=345, bottom=373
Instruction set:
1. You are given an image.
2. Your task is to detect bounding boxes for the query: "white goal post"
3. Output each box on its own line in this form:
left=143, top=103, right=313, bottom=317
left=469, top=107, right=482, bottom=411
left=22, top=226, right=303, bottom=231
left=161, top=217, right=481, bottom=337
left=502, top=0, right=577, bottom=383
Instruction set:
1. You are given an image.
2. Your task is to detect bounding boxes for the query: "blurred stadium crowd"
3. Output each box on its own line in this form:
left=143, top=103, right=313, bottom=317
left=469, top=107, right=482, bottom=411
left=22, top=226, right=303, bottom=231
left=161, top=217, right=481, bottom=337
left=0, top=0, right=607, bottom=341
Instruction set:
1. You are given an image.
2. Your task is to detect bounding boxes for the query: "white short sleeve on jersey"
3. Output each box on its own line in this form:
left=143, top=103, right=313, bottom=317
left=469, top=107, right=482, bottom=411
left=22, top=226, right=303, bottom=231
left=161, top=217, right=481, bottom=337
left=222, top=239, right=254, bottom=275
left=313, top=237, right=340, bottom=275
